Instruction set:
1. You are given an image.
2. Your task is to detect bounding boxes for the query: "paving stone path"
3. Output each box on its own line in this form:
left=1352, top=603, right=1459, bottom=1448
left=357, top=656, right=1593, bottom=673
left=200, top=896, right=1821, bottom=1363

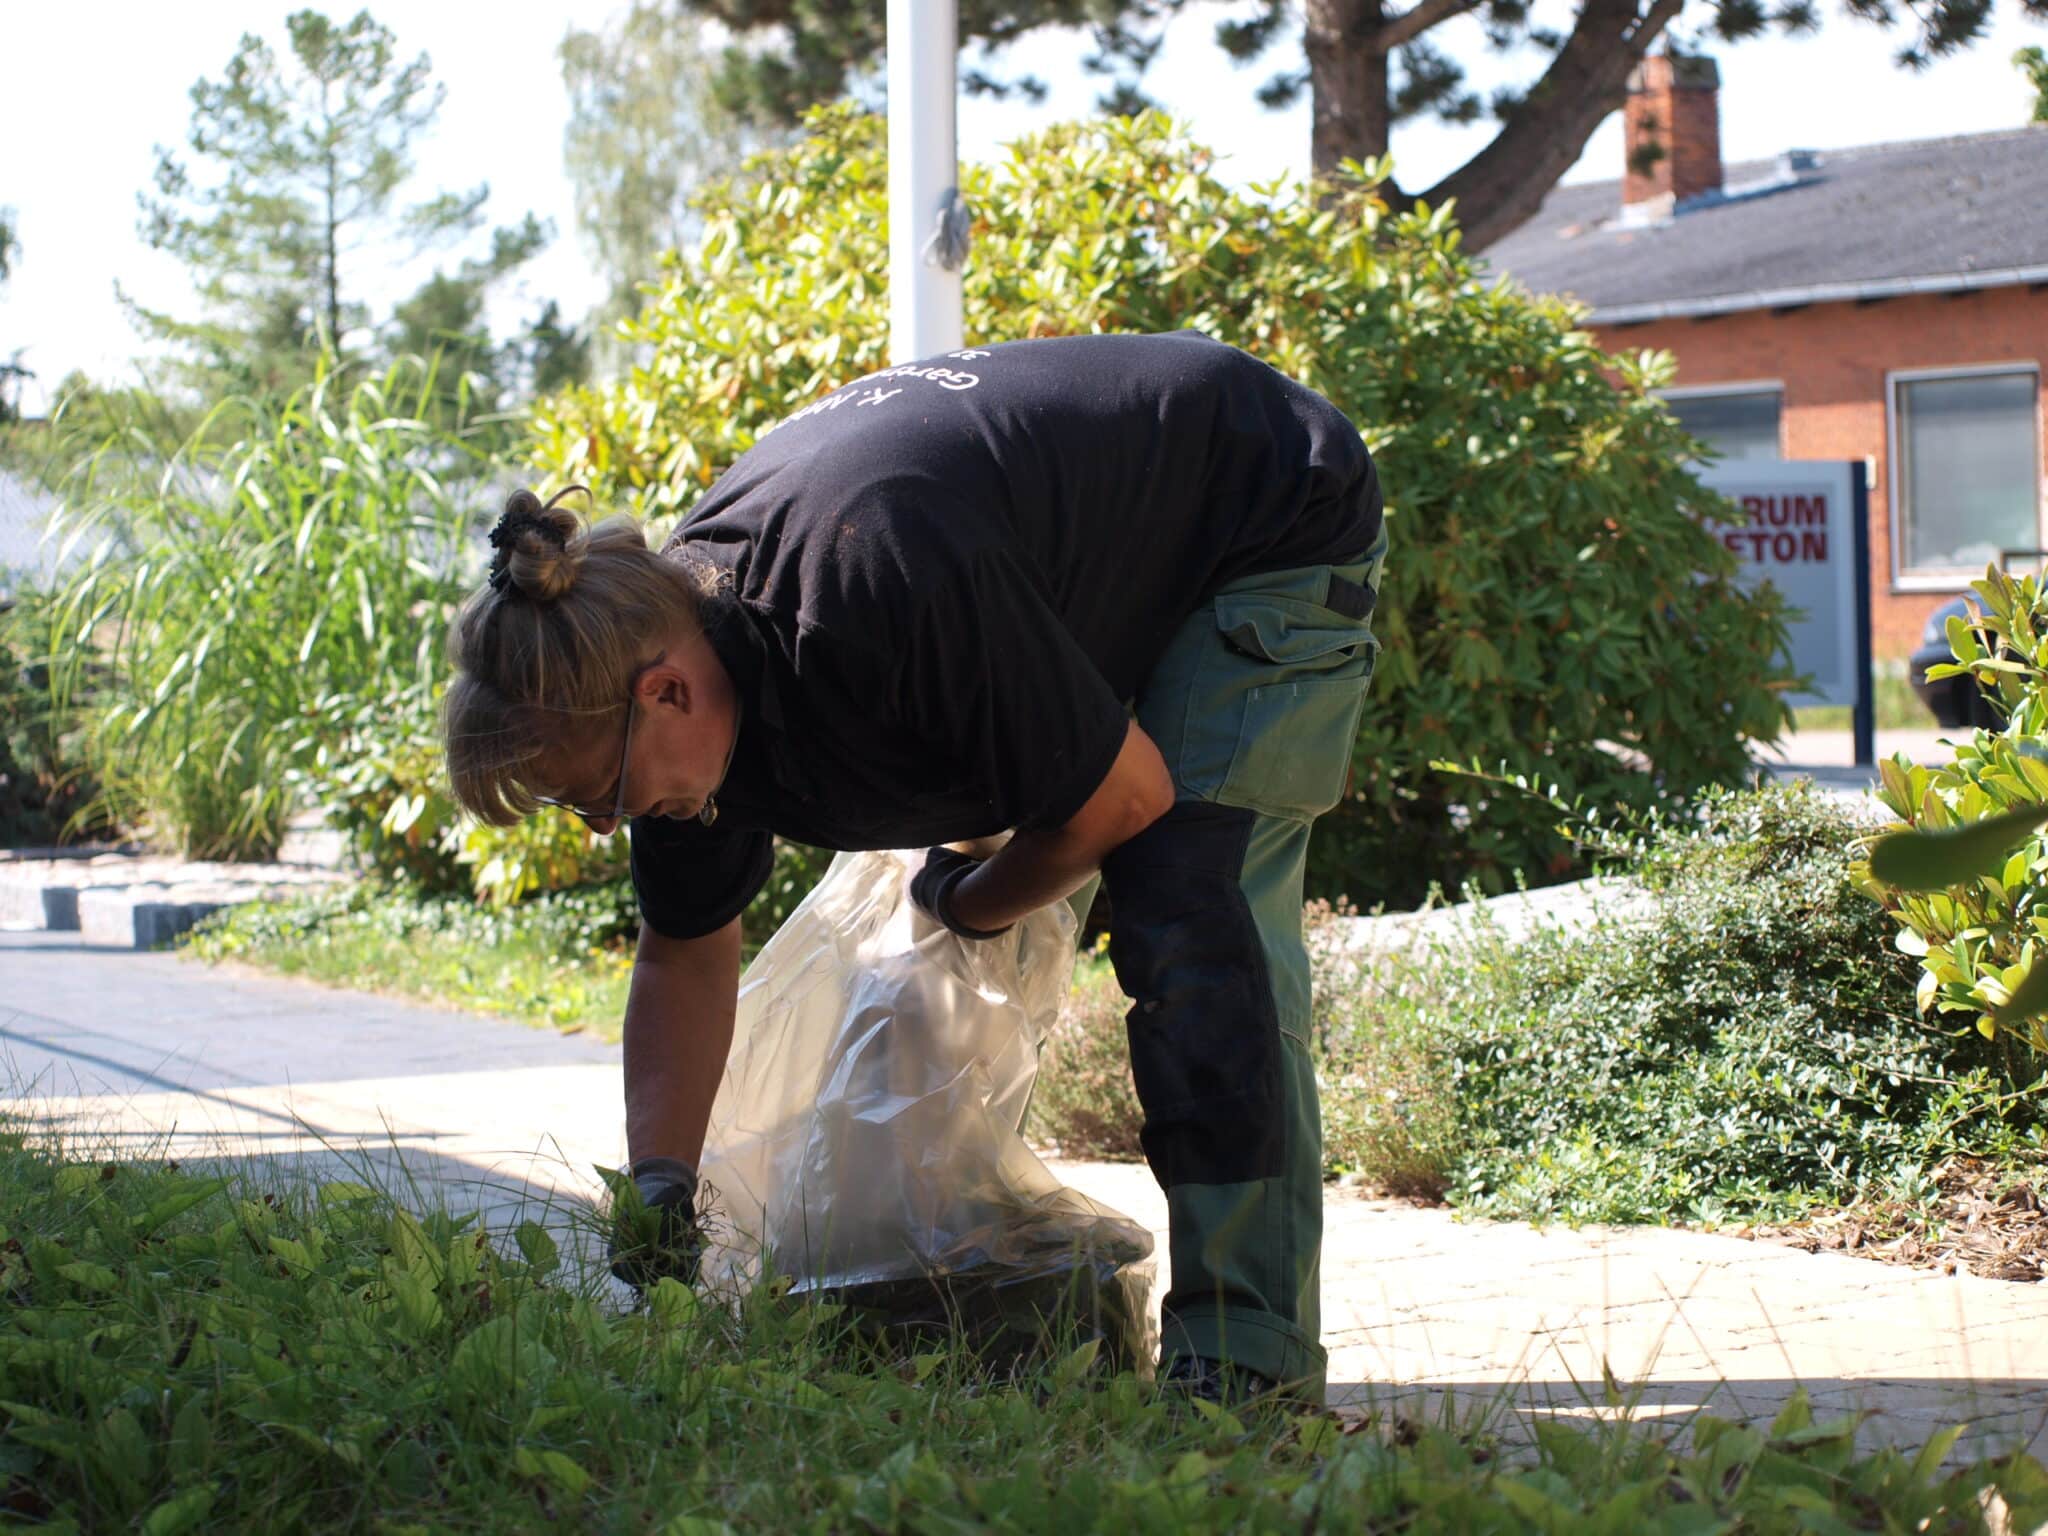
left=4, top=929, right=2043, bottom=1463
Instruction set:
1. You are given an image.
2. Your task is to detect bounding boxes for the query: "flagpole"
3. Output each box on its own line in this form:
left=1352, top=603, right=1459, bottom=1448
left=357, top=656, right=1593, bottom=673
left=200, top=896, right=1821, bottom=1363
left=887, top=0, right=964, bottom=363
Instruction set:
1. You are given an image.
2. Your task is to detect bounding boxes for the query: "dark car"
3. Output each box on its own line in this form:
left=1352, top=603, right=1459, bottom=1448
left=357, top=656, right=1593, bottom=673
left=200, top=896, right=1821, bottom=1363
left=1909, top=596, right=2003, bottom=730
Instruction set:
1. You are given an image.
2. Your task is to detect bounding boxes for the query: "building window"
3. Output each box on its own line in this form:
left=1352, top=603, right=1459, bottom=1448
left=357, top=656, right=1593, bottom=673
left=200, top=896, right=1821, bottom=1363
left=1663, top=387, right=1782, bottom=462
left=1893, top=368, right=2042, bottom=581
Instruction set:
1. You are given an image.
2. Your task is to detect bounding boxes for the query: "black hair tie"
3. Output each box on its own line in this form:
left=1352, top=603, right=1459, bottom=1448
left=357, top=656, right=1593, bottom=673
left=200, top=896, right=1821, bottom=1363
left=486, top=489, right=580, bottom=593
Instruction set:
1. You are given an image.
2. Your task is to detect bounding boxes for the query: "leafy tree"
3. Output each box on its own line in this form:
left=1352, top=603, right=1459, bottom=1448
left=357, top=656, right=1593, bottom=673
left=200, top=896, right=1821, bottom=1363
left=684, top=0, right=2048, bottom=250
left=560, top=2, right=757, bottom=336
left=133, top=8, right=548, bottom=392
left=2020, top=43, right=2048, bottom=118
left=383, top=216, right=558, bottom=425
left=514, top=301, right=594, bottom=399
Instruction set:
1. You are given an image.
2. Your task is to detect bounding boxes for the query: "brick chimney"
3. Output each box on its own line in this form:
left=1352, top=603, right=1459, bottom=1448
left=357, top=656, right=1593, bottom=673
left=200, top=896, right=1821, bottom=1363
left=1624, top=51, right=1723, bottom=211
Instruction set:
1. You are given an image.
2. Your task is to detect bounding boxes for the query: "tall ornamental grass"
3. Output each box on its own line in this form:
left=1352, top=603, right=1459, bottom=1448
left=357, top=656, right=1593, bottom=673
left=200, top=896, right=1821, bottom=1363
left=38, top=358, right=488, bottom=860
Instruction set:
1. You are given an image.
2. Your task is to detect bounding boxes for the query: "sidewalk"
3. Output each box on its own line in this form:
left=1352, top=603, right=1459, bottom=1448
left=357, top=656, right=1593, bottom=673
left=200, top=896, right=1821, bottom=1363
left=5, top=929, right=2042, bottom=1461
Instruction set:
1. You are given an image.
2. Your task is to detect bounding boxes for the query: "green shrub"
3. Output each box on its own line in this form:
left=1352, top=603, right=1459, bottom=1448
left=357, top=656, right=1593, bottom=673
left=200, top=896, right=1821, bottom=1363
left=297, top=679, right=468, bottom=892
left=40, top=357, right=487, bottom=860
left=0, top=593, right=115, bottom=847
left=1427, top=783, right=2044, bottom=1224
left=1029, top=786, right=2045, bottom=1220
left=1307, top=902, right=1461, bottom=1200
left=531, top=105, right=1797, bottom=908
left=1859, top=563, right=2048, bottom=1060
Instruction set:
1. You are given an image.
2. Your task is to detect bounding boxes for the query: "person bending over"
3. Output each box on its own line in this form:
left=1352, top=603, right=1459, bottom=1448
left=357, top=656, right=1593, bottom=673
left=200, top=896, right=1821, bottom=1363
left=441, top=330, right=1388, bottom=1410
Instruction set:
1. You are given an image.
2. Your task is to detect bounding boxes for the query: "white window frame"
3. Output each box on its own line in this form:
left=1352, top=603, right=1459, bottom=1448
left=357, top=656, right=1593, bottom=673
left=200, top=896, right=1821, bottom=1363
left=1656, top=380, right=1785, bottom=460
left=1887, top=361, right=2044, bottom=593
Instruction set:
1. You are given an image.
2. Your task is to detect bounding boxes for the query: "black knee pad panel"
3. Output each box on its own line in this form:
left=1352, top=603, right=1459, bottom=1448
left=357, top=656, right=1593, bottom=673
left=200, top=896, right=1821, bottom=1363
left=1102, top=800, right=1285, bottom=1188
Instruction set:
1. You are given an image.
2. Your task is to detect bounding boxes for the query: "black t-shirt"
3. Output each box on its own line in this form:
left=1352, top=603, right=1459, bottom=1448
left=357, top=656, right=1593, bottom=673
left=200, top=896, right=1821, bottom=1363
left=631, top=330, right=1381, bottom=940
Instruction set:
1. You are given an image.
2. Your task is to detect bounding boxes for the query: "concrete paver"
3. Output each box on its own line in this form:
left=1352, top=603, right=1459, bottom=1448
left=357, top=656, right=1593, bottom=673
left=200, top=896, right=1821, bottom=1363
left=5, top=928, right=2044, bottom=1463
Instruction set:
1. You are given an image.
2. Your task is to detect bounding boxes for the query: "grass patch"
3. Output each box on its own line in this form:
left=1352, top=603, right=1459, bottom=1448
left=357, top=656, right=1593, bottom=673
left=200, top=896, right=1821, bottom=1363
left=183, top=882, right=638, bottom=1037
left=1790, top=663, right=1927, bottom=734
left=6, top=1106, right=2045, bottom=1532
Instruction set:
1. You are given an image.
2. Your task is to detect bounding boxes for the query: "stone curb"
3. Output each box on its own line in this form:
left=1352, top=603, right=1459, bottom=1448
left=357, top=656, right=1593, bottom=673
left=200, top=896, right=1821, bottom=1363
left=0, top=853, right=347, bottom=947
left=1335, top=875, right=1656, bottom=962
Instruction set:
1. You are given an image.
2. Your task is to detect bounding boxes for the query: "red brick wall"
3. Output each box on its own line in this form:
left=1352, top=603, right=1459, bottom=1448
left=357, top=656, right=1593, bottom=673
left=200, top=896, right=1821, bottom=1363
left=1595, top=286, right=2048, bottom=656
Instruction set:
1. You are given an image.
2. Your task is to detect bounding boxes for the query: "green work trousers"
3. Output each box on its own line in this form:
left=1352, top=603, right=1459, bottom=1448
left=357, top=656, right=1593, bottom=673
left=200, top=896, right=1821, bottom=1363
left=1089, top=538, right=1384, bottom=1406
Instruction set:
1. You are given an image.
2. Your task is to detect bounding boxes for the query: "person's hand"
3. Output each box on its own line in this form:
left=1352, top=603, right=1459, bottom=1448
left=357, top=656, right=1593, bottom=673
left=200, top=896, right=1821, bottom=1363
left=909, top=846, right=1014, bottom=940
left=606, top=1159, right=706, bottom=1291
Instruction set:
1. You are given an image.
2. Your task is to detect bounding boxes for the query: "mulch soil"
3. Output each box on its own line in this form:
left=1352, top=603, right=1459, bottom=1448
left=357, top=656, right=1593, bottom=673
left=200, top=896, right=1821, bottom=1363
left=1736, top=1157, right=2046, bottom=1283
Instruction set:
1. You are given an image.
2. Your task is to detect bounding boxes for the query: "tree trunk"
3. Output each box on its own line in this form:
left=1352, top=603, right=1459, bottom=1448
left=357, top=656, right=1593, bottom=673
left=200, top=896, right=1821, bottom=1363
left=324, top=172, right=340, bottom=351
left=321, top=80, right=341, bottom=353
left=1414, top=0, right=1684, bottom=251
left=1305, top=0, right=1684, bottom=251
left=1305, top=0, right=1388, bottom=178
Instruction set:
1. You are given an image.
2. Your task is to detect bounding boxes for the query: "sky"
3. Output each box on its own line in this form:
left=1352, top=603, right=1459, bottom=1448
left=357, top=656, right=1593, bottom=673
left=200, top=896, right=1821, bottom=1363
left=3, top=1, right=2044, bottom=415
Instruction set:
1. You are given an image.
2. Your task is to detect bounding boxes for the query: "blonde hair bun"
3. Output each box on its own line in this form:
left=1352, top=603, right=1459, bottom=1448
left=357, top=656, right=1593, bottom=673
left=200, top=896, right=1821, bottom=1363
left=488, top=486, right=588, bottom=603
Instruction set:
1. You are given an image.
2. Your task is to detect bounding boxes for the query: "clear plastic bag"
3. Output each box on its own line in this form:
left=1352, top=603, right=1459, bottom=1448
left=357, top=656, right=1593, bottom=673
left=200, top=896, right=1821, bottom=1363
left=695, top=849, right=1156, bottom=1372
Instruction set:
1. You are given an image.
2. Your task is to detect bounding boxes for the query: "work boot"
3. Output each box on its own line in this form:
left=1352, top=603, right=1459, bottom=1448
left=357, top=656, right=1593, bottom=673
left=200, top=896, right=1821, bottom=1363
left=1157, top=1353, right=1300, bottom=1414
left=606, top=1159, right=706, bottom=1292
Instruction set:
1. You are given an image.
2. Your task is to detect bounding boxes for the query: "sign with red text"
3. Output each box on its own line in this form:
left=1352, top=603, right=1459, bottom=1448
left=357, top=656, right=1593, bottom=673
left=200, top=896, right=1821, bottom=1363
left=1699, top=460, right=1865, bottom=711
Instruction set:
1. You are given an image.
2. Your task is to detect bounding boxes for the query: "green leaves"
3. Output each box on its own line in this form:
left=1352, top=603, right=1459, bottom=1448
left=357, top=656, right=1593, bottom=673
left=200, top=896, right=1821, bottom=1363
left=1867, top=804, right=2048, bottom=890
left=38, top=356, right=486, bottom=861
left=5, top=1120, right=2046, bottom=1533
left=1860, top=564, right=2048, bottom=1049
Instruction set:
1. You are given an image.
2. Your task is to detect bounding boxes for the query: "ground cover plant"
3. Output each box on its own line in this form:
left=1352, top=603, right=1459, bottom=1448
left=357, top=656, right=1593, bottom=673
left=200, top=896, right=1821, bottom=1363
left=183, top=881, right=640, bottom=1034
left=6, top=1113, right=2045, bottom=1533
left=532, top=104, right=1799, bottom=909
left=182, top=840, right=840, bottom=1032
left=1429, top=784, right=2046, bottom=1226
left=1028, top=784, right=2048, bottom=1228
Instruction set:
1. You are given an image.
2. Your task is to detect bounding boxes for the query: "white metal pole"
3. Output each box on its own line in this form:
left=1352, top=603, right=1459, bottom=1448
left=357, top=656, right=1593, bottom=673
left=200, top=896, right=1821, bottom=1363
left=887, top=0, right=963, bottom=364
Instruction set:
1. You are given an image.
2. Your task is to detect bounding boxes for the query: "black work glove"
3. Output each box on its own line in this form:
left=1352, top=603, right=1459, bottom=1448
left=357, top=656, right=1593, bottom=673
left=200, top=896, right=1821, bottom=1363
left=606, top=1157, right=706, bottom=1291
left=909, top=847, right=1014, bottom=941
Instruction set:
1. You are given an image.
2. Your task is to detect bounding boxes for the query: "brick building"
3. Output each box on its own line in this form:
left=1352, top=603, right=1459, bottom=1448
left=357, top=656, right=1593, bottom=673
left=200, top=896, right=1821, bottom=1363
left=1485, top=55, right=2048, bottom=657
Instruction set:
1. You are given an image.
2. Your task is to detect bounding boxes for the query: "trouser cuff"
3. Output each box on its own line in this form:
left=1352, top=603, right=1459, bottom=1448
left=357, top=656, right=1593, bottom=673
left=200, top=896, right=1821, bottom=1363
left=1161, top=1305, right=1328, bottom=1406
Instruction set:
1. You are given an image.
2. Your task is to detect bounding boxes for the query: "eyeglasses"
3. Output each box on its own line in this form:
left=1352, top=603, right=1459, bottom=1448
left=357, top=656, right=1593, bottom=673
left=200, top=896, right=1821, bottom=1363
left=534, top=660, right=655, bottom=827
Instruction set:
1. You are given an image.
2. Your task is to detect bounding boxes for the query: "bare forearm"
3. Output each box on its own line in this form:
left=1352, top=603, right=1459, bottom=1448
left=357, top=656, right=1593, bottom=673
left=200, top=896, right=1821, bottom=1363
left=948, top=826, right=1109, bottom=933
left=949, top=722, right=1175, bottom=934
left=622, top=917, right=740, bottom=1168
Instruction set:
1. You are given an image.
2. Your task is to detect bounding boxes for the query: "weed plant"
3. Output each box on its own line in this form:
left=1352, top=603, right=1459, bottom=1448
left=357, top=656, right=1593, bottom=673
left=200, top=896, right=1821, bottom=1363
left=5, top=1108, right=2044, bottom=1532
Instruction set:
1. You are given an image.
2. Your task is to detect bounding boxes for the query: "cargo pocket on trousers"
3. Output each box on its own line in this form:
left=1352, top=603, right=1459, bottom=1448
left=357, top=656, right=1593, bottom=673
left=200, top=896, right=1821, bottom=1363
left=1210, top=592, right=1376, bottom=823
